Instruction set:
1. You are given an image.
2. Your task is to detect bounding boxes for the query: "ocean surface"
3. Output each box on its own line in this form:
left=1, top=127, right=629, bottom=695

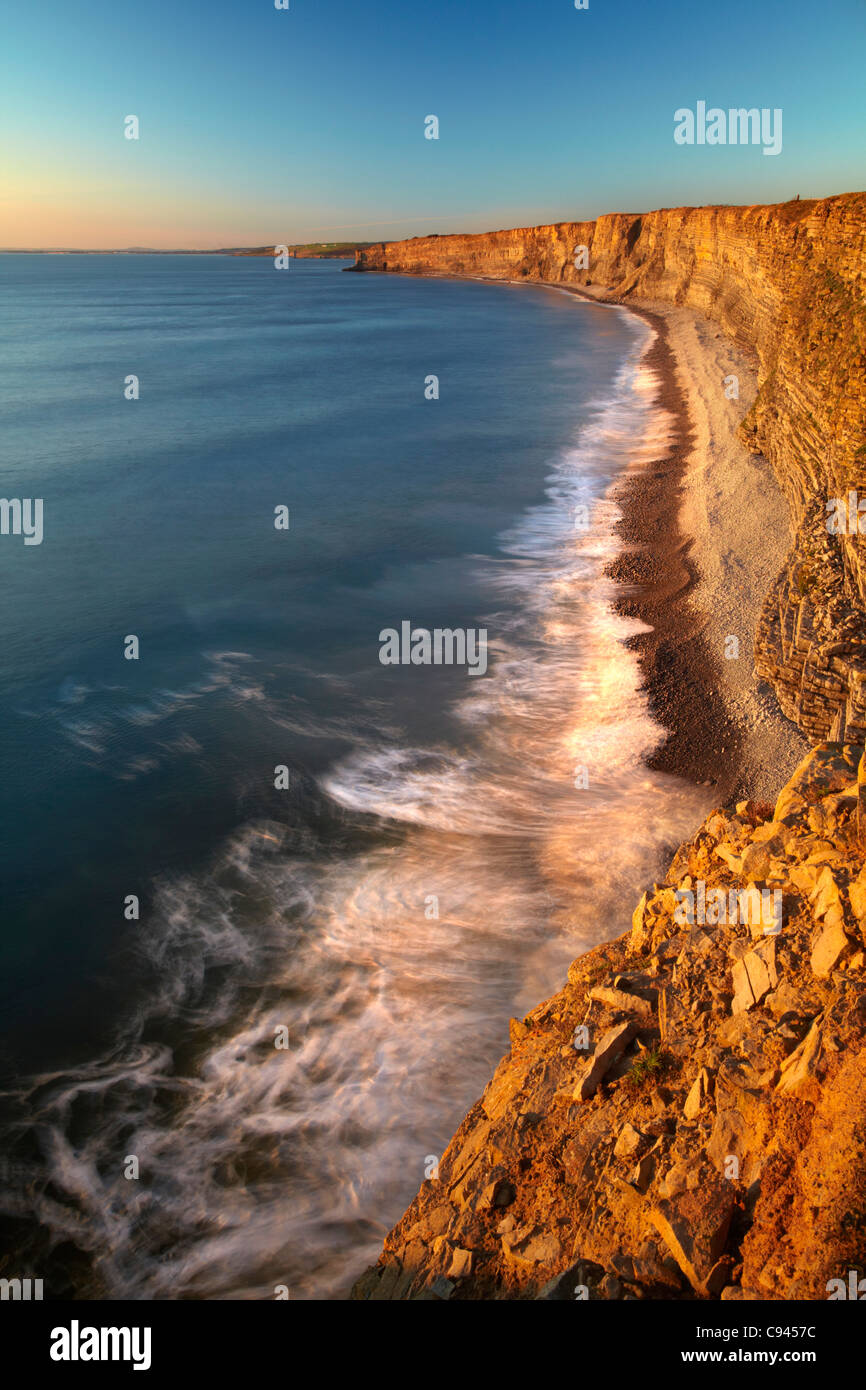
left=0, top=254, right=708, bottom=1298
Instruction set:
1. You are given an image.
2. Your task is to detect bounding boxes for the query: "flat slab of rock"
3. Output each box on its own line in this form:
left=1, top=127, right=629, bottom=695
left=427, top=1275, right=455, bottom=1300
left=810, top=865, right=843, bottom=919
left=811, top=916, right=850, bottom=978
left=588, top=985, right=652, bottom=1016
left=650, top=1181, right=735, bottom=1296
left=502, top=1226, right=561, bottom=1269
left=658, top=983, right=689, bottom=1040
left=447, top=1247, right=473, bottom=1279
left=573, top=1021, right=638, bottom=1101
left=731, top=939, right=777, bottom=1013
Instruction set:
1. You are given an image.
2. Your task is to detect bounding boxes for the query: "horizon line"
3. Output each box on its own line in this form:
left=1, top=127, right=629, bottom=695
left=4, top=188, right=863, bottom=255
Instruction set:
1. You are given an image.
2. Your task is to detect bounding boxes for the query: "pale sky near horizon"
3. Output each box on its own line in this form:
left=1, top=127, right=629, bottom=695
left=1, top=0, right=864, bottom=249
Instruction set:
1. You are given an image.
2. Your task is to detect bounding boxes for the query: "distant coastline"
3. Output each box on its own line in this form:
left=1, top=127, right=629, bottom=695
left=0, top=243, right=371, bottom=257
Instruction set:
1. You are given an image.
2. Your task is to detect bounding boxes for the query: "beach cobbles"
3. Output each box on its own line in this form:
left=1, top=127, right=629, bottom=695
left=351, top=742, right=866, bottom=1301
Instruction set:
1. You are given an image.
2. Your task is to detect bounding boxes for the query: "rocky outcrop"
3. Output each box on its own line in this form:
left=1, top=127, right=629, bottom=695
left=354, top=196, right=866, bottom=742
left=352, top=744, right=866, bottom=1300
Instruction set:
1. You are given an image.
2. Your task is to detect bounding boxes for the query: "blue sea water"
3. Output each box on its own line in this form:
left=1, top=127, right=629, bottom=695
left=0, top=254, right=707, bottom=1297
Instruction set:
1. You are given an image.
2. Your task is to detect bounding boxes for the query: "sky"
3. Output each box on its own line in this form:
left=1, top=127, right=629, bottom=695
left=0, top=0, right=864, bottom=249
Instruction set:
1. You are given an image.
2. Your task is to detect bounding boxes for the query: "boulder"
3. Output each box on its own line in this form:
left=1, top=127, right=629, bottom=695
left=750, top=821, right=793, bottom=850
left=572, top=1020, right=638, bottom=1101
left=447, top=1247, right=473, bottom=1279
left=658, top=983, right=689, bottom=1040
left=650, top=1180, right=735, bottom=1296
left=774, top=744, right=861, bottom=823
left=776, top=1019, right=826, bottom=1094
left=614, top=1122, right=643, bottom=1158
left=810, top=865, right=844, bottom=920
left=715, top=845, right=744, bottom=873
left=631, top=1150, right=658, bottom=1192
left=811, top=917, right=850, bottom=979
left=612, top=1253, right=682, bottom=1295
left=658, top=1162, right=693, bottom=1199
left=789, top=863, right=823, bottom=896
left=731, top=940, right=777, bottom=1013
left=741, top=842, right=772, bottom=883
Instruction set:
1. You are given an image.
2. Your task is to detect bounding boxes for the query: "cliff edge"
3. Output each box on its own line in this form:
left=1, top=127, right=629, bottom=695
left=352, top=743, right=866, bottom=1300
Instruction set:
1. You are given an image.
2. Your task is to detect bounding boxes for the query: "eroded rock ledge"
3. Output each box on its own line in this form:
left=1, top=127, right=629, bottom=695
left=353, top=196, right=866, bottom=742
left=352, top=744, right=866, bottom=1301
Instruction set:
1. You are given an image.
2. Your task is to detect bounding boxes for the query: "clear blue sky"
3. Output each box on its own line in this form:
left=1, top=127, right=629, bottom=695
left=1, top=0, right=863, bottom=247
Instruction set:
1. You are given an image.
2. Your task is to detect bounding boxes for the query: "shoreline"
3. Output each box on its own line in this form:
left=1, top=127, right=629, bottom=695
left=501, top=274, right=809, bottom=804
left=595, top=296, right=809, bottom=803
left=372, top=267, right=808, bottom=806
left=601, top=302, right=746, bottom=797
left=542, top=281, right=809, bottom=805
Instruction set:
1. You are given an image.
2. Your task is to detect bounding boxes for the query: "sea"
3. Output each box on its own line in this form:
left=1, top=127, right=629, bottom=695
left=0, top=253, right=709, bottom=1298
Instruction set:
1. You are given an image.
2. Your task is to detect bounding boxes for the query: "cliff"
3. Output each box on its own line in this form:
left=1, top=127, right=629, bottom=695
left=352, top=744, right=866, bottom=1300
left=230, top=243, right=372, bottom=258
left=354, top=196, right=866, bottom=744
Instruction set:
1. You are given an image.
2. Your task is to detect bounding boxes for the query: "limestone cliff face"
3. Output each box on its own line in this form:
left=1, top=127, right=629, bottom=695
left=355, top=196, right=866, bottom=742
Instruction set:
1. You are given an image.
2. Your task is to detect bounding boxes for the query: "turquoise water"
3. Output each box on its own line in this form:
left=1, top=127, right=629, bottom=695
left=0, top=255, right=707, bottom=1297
